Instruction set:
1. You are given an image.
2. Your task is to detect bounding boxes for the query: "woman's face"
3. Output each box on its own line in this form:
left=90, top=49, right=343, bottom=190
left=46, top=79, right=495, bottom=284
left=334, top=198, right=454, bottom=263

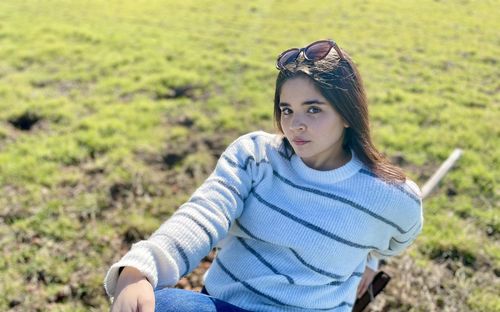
left=279, top=76, right=349, bottom=170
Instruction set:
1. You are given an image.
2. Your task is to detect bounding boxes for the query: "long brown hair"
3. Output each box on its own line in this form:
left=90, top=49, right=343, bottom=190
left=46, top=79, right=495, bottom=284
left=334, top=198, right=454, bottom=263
left=273, top=45, right=405, bottom=183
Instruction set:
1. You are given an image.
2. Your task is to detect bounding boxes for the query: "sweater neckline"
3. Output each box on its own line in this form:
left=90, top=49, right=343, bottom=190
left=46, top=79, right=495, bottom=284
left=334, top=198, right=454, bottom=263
left=290, top=149, right=363, bottom=184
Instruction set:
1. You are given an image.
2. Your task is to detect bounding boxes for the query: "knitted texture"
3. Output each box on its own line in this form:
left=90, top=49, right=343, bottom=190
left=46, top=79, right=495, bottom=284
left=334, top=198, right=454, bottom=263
left=104, top=131, right=423, bottom=311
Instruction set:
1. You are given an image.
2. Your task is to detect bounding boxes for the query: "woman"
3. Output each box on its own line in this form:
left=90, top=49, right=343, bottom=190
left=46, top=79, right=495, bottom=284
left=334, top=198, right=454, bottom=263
left=105, top=39, right=423, bottom=312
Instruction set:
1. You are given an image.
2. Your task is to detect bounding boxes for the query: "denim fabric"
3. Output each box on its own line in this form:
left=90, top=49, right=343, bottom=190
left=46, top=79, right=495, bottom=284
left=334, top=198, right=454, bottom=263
left=154, top=288, right=251, bottom=312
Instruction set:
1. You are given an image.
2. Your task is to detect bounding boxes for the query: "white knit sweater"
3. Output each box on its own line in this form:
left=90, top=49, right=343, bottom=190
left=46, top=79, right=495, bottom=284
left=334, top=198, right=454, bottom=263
left=104, top=131, right=423, bottom=311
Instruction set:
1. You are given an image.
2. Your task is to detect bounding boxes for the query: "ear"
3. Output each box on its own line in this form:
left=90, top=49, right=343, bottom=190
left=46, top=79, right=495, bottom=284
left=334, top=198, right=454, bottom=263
left=342, top=117, right=349, bottom=128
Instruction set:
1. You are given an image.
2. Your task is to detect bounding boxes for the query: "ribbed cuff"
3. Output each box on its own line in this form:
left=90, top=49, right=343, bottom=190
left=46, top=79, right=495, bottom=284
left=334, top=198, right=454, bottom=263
left=103, top=241, right=179, bottom=298
left=366, top=253, right=379, bottom=271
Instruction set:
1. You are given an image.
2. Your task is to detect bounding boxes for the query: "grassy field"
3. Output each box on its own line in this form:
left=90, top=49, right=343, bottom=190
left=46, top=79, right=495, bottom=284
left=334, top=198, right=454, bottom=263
left=0, top=0, right=498, bottom=311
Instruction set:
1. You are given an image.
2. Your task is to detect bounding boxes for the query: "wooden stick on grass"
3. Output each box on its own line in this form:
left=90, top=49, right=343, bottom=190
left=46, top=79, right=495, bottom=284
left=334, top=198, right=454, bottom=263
left=421, top=148, right=463, bottom=199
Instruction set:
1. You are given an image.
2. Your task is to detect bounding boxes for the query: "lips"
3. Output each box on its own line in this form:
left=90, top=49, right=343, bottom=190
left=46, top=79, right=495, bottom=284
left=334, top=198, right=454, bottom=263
left=292, top=138, right=310, bottom=146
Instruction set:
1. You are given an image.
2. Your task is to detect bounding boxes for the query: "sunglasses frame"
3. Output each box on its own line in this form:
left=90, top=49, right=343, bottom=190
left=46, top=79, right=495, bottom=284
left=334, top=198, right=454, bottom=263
left=276, top=39, right=344, bottom=70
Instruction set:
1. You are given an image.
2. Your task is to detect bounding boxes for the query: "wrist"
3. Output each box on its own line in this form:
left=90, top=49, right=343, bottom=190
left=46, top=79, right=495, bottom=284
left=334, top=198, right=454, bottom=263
left=114, top=266, right=149, bottom=296
left=118, top=266, right=147, bottom=281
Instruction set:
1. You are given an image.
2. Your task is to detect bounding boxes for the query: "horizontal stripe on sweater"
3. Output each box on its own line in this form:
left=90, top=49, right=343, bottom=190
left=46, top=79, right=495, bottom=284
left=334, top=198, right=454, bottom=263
left=174, top=211, right=214, bottom=248
left=359, top=168, right=420, bottom=204
left=187, top=195, right=232, bottom=229
left=277, top=145, right=420, bottom=206
left=249, top=189, right=378, bottom=250
left=236, top=237, right=295, bottom=284
left=235, top=219, right=363, bottom=282
left=222, top=154, right=416, bottom=234
left=214, top=257, right=353, bottom=311
left=150, top=232, right=190, bottom=276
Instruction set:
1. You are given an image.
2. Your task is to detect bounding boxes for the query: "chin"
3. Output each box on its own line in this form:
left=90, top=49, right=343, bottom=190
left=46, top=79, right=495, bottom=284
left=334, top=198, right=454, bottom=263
left=295, top=150, right=315, bottom=159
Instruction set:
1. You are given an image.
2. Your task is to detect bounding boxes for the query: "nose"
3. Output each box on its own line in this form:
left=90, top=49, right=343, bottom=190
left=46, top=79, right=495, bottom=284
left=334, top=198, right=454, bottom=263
left=290, top=115, right=306, bottom=131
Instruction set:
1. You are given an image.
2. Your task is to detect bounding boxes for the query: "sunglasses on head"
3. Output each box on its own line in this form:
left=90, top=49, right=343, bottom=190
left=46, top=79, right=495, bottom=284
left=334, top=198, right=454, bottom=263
left=275, top=39, right=344, bottom=70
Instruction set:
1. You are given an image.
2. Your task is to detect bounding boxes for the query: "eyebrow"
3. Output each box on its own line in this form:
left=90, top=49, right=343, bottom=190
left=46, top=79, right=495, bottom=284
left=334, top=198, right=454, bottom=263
left=279, top=100, right=327, bottom=107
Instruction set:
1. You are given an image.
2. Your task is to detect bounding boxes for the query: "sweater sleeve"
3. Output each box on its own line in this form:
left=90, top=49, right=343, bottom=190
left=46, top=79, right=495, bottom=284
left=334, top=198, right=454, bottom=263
left=365, top=252, right=379, bottom=271
left=371, top=179, right=424, bottom=259
left=103, top=134, right=258, bottom=298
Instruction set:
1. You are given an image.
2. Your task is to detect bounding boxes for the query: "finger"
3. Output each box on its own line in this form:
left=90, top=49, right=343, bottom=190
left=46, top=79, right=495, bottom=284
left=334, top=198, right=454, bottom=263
left=357, top=289, right=365, bottom=298
left=357, top=282, right=367, bottom=298
left=357, top=279, right=366, bottom=292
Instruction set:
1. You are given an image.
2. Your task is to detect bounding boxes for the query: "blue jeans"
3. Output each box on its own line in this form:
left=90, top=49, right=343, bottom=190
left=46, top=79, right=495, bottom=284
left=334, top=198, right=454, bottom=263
left=154, top=287, right=251, bottom=312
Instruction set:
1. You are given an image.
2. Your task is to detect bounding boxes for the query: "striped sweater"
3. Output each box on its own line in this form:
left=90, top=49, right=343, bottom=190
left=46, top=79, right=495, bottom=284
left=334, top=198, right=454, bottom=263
left=104, top=131, right=423, bottom=311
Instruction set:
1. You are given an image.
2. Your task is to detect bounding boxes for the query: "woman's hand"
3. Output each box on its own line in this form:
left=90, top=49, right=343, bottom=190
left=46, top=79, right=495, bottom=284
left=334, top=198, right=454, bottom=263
left=111, top=266, right=155, bottom=312
left=356, top=267, right=377, bottom=299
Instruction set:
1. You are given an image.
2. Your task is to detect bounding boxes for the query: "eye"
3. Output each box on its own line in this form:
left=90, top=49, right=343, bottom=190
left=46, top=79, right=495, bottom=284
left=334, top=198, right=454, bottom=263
left=281, top=108, right=292, bottom=115
left=307, top=106, right=321, bottom=114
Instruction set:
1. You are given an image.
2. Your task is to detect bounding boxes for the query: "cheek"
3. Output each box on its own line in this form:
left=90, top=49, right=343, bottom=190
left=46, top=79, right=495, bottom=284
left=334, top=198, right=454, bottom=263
left=279, top=121, right=288, bottom=135
left=308, top=118, right=328, bottom=132
left=280, top=117, right=291, bottom=131
left=315, top=119, right=345, bottom=137
left=283, top=127, right=293, bottom=138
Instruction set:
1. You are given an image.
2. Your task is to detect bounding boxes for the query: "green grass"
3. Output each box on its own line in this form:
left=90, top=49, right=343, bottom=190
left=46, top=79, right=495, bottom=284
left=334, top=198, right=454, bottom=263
left=0, top=0, right=498, bottom=310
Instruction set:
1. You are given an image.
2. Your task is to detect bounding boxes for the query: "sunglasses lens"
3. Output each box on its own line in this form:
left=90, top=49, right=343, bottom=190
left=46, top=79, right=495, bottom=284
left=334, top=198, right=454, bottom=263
left=304, top=41, right=333, bottom=61
left=278, top=49, right=300, bottom=68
